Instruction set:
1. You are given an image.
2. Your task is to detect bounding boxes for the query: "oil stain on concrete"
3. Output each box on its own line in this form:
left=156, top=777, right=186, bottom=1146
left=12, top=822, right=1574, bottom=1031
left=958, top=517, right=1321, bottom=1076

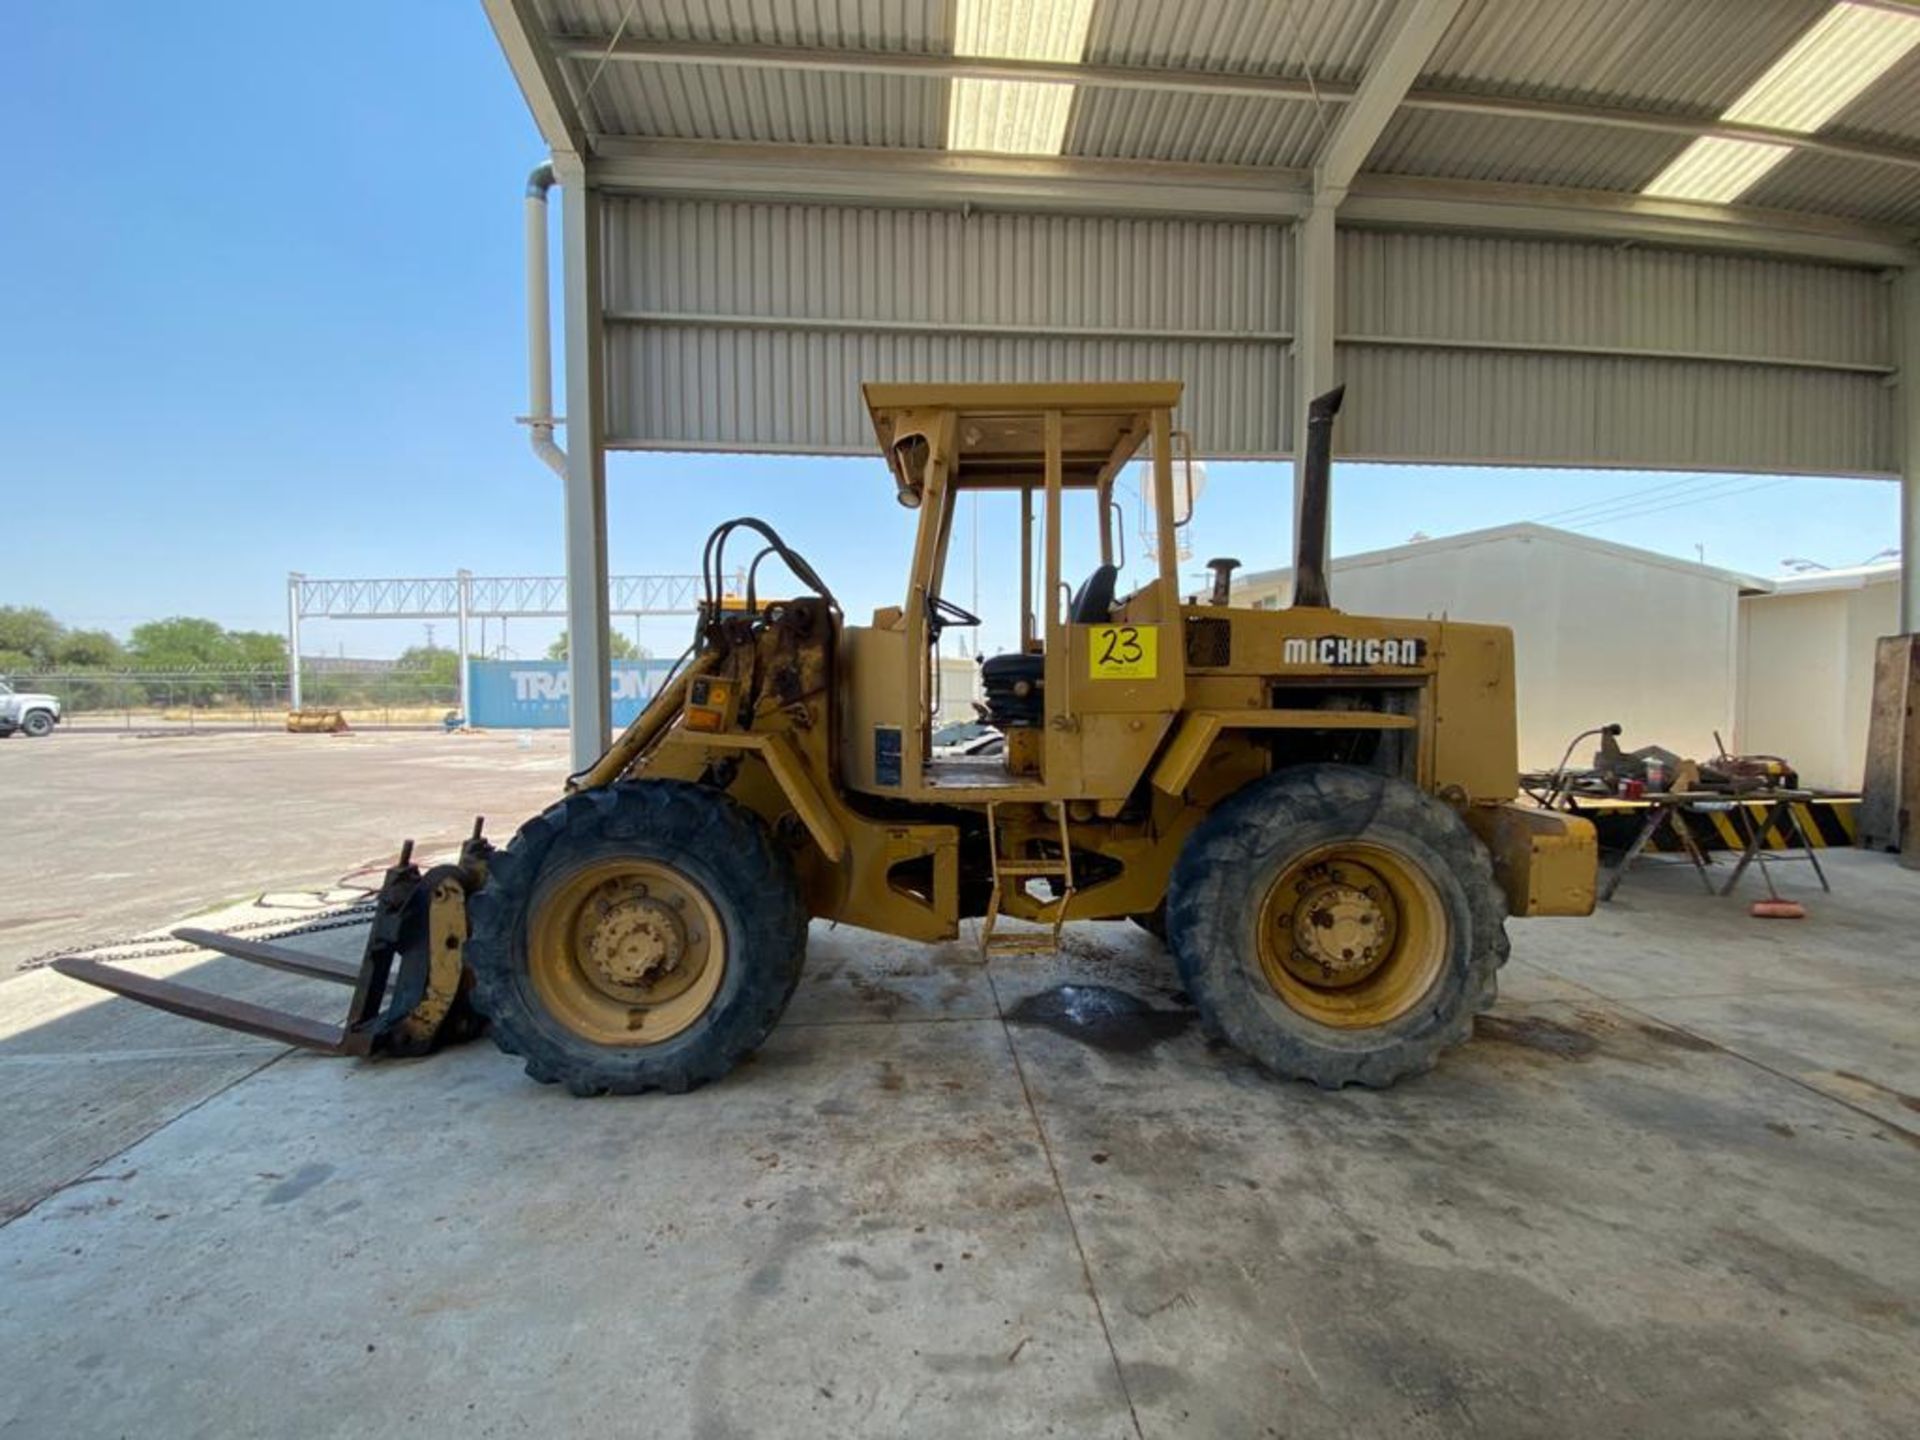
left=1004, top=985, right=1192, bottom=1056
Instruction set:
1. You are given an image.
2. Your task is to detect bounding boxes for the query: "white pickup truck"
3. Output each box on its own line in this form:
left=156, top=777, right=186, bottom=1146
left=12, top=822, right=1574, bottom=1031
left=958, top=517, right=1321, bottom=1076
left=0, top=679, right=62, bottom=738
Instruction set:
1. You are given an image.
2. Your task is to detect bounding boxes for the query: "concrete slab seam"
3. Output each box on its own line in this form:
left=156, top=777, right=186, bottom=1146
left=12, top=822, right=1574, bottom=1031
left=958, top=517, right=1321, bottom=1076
left=984, top=960, right=1147, bottom=1440
left=1525, top=968, right=1920, bottom=1143
left=0, top=1047, right=289, bottom=1231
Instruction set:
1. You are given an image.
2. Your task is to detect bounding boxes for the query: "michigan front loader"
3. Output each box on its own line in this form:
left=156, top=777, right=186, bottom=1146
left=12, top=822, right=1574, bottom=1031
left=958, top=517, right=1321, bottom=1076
left=58, top=381, right=1597, bottom=1092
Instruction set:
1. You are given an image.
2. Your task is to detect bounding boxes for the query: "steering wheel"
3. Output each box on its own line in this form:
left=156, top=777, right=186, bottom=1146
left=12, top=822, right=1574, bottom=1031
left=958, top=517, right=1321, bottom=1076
left=925, top=593, right=982, bottom=643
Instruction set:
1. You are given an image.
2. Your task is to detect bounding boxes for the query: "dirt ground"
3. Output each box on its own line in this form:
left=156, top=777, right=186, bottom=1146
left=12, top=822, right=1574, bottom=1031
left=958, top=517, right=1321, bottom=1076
left=0, top=729, right=571, bottom=975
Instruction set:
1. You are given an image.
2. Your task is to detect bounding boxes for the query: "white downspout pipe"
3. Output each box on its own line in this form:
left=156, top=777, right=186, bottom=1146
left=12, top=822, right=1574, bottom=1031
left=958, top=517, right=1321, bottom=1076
left=1901, top=265, right=1920, bottom=633
left=522, top=161, right=567, bottom=479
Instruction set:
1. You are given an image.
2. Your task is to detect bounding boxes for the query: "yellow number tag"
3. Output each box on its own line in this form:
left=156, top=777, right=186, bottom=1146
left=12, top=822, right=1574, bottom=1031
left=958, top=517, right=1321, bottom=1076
left=1088, top=624, right=1157, bottom=680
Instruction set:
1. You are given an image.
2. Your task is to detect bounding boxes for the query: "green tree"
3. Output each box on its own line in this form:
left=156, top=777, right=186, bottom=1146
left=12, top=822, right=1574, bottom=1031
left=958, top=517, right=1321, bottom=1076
left=127, top=617, right=285, bottom=670
left=128, top=616, right=230, bottom=668
left=395, top=644, right=460, bottom=688
left=547, top=630, right=641, bottom=661
left=224, top=629, right=288, bottom=668
left=55, top=628, right=124, bottom=669
left=0, top=606, right=64, bottom=667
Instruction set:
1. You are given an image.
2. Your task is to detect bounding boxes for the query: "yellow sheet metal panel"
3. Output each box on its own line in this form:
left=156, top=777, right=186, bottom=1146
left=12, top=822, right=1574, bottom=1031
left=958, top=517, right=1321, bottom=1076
left=1085, top=622, right=1159, bottom=679
left=1431, top=621, right=1520, bottom=803
left=837, top=625, right=913, bottom=793
left=1151, top=712, right=1223, bottom=797
left=1464, top=803, right=1598, bottom=917
left=1068, top=621, right=1184, bottom=713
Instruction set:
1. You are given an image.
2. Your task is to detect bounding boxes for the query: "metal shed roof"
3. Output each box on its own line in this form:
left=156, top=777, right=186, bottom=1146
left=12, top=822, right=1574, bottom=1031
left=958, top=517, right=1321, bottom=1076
left=499, top=0, right=1920, bottom=253
left=1235, top=521, right=1778, bottom=594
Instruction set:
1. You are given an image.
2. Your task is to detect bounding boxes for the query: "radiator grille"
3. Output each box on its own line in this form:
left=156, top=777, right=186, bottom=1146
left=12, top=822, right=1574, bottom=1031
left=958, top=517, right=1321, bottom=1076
left=1186, top=617, right=1232, bottom=668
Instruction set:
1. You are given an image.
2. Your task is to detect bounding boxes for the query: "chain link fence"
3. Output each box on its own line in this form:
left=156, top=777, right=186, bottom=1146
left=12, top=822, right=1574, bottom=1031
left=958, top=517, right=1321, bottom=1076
left=14, top=667, right=459, bottom=732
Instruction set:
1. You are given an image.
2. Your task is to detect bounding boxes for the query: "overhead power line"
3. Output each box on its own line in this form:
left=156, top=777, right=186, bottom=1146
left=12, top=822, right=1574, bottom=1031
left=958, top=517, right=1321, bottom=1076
left=1563, top=478, right=1790, bottom=533
left=1532, top=471, right=1766, bottom=526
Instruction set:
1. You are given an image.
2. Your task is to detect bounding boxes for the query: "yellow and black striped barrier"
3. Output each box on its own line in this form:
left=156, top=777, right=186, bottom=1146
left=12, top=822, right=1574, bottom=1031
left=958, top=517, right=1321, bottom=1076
left=1571, top=795, right=1858, bottom=854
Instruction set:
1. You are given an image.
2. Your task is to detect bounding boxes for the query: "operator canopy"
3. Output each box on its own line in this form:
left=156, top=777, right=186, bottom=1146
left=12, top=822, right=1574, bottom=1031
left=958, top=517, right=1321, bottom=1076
left=864, top=380, right=1183, bottom=507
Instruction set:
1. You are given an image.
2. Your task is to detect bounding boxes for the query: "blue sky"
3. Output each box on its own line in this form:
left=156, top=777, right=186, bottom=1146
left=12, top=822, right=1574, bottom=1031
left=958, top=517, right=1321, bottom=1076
left=3, top=5, right=1899, bottom=664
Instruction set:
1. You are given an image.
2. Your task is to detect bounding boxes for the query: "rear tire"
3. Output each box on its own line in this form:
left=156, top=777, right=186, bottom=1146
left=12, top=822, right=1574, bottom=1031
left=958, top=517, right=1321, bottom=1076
left=467, top=780, right=807, bottom=1096
left=21, top=710, right=54, bottom=738
left=1167, top=765, right=1507, bottom=1089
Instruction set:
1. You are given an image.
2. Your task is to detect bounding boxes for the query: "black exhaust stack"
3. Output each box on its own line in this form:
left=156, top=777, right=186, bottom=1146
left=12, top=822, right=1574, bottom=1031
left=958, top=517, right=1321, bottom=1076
left=1292, top=385, right=1343, bottom=609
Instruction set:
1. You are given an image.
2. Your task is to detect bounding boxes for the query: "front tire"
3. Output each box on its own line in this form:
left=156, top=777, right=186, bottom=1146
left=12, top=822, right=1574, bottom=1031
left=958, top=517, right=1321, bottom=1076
left=21, top=710, right=54, bottom=738
left=1167, top=765, right=1507, bottom=1089
left=467, top=780, right=807, bottom=1096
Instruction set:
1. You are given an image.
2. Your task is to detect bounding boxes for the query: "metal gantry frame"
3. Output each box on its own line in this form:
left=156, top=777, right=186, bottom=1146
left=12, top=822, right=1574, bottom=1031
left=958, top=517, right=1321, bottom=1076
left=485, top=0, right=1920, bottom=770
left=286, top=571, right=701, bottom=720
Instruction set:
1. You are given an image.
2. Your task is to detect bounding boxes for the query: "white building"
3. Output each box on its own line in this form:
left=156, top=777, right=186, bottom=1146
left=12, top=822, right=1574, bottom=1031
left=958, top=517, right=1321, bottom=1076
left=934, top=653, right=981, bottom=727
left=1233, top=524, right=1767, bottom=771
left=1737, top=563, right=1901, bottom=791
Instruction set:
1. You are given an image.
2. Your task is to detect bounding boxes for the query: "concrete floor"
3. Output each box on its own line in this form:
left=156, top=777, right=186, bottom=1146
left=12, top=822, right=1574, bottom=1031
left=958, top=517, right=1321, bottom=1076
left=0, top=729, right=570, bottom=975
left=1, top=835, right=1915, bottom=1438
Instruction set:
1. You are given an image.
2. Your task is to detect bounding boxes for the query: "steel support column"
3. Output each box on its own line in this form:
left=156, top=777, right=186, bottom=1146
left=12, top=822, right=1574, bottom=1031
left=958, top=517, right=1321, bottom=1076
left=1289, top=0, right=1467, bottom=592
left=455, top=568, right=473, bottom=722
left=558, top=158, right=610, bottom=768
left=286, top=572, right=304, bottom=711
left=1903, top=266, right=1920, bottom=633
left=1292, top=200, right=1338, bottom=566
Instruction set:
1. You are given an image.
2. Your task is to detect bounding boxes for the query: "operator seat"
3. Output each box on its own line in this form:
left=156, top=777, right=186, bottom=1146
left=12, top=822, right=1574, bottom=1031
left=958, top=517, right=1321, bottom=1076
left=981, top=564, right=1119, bottom=728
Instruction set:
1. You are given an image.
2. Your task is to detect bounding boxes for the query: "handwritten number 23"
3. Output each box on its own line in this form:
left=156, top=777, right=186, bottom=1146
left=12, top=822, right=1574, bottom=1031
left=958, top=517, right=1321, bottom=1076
left=1098, top=627, right=1143, bottom=666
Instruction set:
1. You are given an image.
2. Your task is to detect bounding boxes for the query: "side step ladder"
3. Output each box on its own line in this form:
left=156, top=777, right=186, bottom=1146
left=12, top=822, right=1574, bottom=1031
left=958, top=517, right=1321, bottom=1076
left=52, top=826, right=490, bottom=1059
left=980, top=801, right=1076, bottom=958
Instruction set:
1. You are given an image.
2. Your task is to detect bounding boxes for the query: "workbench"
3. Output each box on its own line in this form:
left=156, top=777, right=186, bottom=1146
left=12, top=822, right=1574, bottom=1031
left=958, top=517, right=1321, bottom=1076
left=1581, top=789, right=1833, bottom=902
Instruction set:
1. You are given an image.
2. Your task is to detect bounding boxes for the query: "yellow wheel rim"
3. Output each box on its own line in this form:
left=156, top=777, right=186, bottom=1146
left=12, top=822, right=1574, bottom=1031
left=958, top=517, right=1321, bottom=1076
left=527, top=857, right=726, bottom=1046
left=1254, top=841, right=1447, bottom=1029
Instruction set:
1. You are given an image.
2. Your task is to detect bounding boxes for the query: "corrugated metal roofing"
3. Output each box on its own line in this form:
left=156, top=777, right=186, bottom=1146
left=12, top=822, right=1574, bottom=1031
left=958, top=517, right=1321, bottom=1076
left=1082, top=0, right=1395, bottom=81
left=537, top=0, right=1920, bottom=228
left=1416, top=0, right=1832, bottom=114
left=1237, top=522, right=1775, bottom=591
left=1337, top=231, right=1890, bottom=369
left=1828, top=46, right=1920, bottom=145
left=608, top=326, right=1290, bottom=453
left=601, top=196, right=1293, bottom=453
left=1367, top=109, right=1686, bottom=193
left=1066, top=90, right=1328, bottom=169
left=1337, top=343, right=1891, bottom=475
left=539, top=0, right=947, bottom=50
left=596, top=193, right=1895, bottom=473
left=605, top=199, right=1291, bottom=331
left=1744, top=149, right=1920, bottom=226
left=513, top=2, right=1913, bottom=475
left=580, top=61, right=945, bottom=145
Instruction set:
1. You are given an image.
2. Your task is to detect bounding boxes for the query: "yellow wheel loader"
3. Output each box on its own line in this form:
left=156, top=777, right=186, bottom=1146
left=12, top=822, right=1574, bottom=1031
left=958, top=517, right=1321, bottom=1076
left=58, top=381, right=1596, bottom=1091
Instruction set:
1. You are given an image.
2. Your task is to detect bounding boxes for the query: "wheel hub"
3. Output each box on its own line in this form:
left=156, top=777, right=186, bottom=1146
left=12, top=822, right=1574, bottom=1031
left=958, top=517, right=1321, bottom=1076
left=528, top=855, right=728, bottom=1048
left=587, top=889, right=684, bottom=983
left=1286, top=873, right=1396, bottom=988
left=570, top=877, right=710, bottom=1008
left=1253, top=843, right=1445, bottom=1029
